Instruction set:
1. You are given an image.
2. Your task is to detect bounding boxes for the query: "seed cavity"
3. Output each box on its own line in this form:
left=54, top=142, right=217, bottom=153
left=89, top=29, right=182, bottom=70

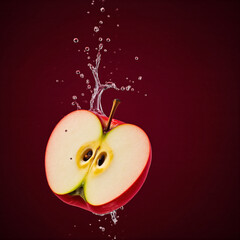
left=82, top=149, right=93, bottom=161
left=98, top=152, right=107, bottom=166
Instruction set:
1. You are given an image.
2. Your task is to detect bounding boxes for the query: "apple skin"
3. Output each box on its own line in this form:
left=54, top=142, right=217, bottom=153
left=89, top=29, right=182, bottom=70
left=50, top=112, right=152, bottom=214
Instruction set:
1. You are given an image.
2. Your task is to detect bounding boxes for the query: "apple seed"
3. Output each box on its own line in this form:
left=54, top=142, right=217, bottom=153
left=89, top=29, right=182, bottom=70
left=98, top=152, right=107, bottom=166
left=83, top=149, right=93, bottom=161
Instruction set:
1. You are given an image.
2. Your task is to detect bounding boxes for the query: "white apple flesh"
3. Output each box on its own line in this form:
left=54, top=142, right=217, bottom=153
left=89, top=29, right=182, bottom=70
left=45, top=104, right=152, bottom=214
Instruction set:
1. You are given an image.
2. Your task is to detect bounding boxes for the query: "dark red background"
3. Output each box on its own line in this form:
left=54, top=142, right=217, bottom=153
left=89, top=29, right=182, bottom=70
left=1, top=0, right=239, bottom=239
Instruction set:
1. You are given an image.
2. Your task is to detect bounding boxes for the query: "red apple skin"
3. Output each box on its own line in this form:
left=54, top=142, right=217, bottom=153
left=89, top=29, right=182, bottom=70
left=47, top=111, right=152, bottom=214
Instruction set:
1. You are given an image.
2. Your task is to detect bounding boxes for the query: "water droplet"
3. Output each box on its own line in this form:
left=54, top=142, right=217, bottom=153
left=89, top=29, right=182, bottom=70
left=126, top=77, right=128, bottom=80
left=121, top=86, right=125, bottom=91
left=107, top=14, right=110, bottom=18
left=98, top=219, right=101, bottom=222
left=106, top=38, right=111, bottom=42
left=85, top=46, right=90, bottom=51
left=61, top=80, right=64, bottom=82
left=87, top=85, right=91, bottom=89
left=73, top=225, right=76, bottom=227
left=113, top=51, right=116, bottom=54
left=91, top=0, right=95, bottom=5
left=99, top=226, right=105, bottom=232
left=76, top=70, right=80, bottom=74
left=56, top=79, right=59, bottom=82
left=144, top=93, right=148, bottom=96
left=115, top=8, right=119, bottom=11
left=116, top=24, right=120, bottom=27
left=87, top=56, right=91, bottom=59
left=86, top=79, right=90, bottom=84
left=118, top=48, right=122, bottom=51
left=131, top=88, right=134, bottom=91
left=103, top=66, right=106, bottom=69
left=100, top=7, right=105, bottom=12
left=110, top=72, right=113, bottom=75
left=120, top=206, right=124, bottom=210
left=99, top=20, right=103, bottom=24
left=137, top=91, right=140, bottom=93
left=73, top=38, right=79, bottom=43
left=104, top=49, right=107, bottom=52
left=135, top=56, right=139, bottom=60
left=80, top=73, right=84, bottom=78
left=138, top=76, right=142, bottom=80
left=87, top=11, right=90, bottom=14
left=99, top=43, right=103, bottom=50
left=77, top=49, right=80, bottom=52
left=81, top=93, right=85, bottom=96
left=132, top=81, right=135, bottom=83
left=72, top=95, right=77, bottom=100
left=89, top=223, right=92, bottom=226
left=126, top=85, right=131, bottom=91
left=94, top=26, right=99, bottom=32
left=98, top=37, right=103, bottom=42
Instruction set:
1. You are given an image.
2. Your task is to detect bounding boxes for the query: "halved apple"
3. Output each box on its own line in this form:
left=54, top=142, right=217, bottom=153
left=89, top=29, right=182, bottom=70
left=45, top=100, right=152, bottom=214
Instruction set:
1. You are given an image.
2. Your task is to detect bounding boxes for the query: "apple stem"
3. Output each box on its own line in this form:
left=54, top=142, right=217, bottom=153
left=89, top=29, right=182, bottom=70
left=105, top=99, right=121, bottom=132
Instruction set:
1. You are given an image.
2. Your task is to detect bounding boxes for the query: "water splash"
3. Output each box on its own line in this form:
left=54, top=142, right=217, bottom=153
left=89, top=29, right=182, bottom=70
left=110, top=210, right=118, bottom=225
left=92, top=205, right=124, bottom=225
left=71, top=96, right=81, bottom=109
left=88, top=43, right=119, bottom=115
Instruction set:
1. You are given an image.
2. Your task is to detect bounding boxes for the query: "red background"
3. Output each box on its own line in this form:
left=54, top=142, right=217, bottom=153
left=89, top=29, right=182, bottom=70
left=1, top=0, right=239, bottom=239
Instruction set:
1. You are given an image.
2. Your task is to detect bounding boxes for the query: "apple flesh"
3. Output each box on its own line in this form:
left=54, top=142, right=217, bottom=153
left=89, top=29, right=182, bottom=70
left=45, top=110, right=151, bottom=214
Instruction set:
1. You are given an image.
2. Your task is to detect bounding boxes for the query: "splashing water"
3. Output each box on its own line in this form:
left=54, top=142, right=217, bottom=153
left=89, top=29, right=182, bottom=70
left=92, top=206, right=124, bottom=225
left=110, top=210, right=118, bottom=225
left=71, top=96, right=81, bottom=109
left=88, top=43, right=119, bottom=115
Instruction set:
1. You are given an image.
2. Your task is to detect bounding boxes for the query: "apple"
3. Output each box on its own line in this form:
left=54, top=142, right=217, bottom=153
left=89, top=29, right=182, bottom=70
left=45, top=99, right=152, bottom=214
